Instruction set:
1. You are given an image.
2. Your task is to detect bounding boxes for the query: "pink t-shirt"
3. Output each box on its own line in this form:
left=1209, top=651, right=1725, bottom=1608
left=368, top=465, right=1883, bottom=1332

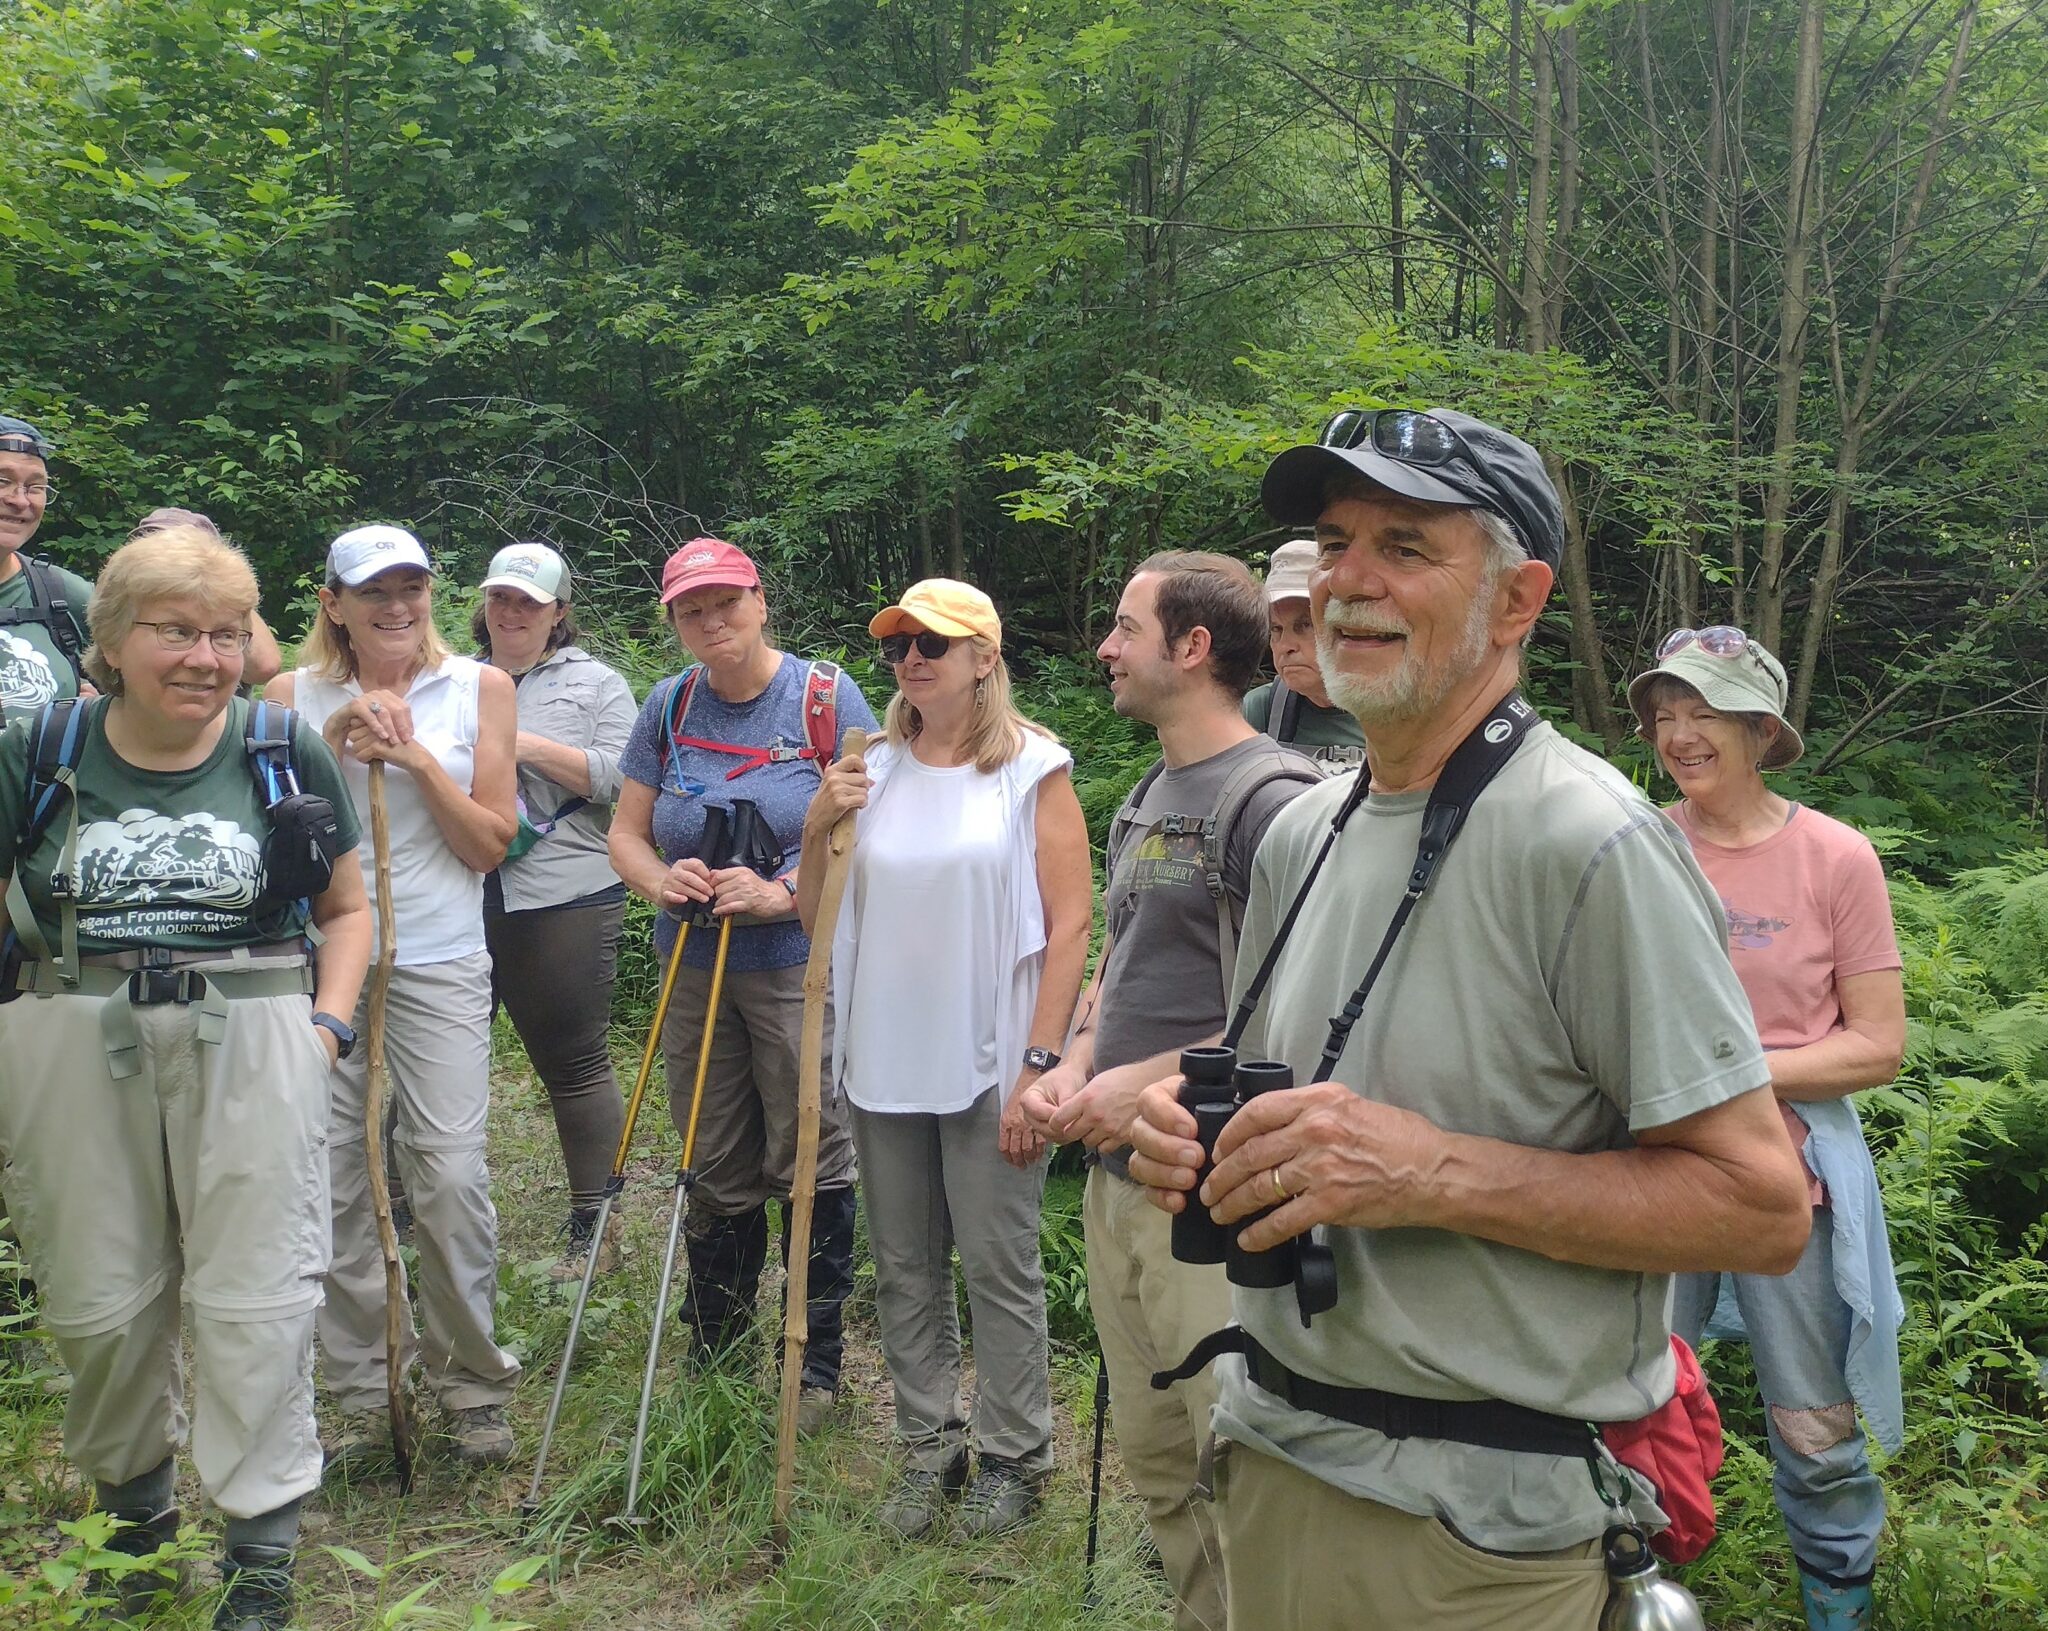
left=1668, top=802, right=1901, bottom=1202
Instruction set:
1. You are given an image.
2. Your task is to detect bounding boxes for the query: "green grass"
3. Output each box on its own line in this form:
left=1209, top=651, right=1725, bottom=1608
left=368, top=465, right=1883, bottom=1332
left=8, top=840, right=2048, bottom=1625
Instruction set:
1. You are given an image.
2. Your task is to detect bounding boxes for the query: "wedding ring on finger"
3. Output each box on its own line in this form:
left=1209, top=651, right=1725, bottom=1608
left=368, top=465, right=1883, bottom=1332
left=1268, top=1167, right=1290, bottom=1204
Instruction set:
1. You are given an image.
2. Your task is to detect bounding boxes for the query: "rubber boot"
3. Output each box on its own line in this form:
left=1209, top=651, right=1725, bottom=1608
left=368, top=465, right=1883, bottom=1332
left=214, top=1544, right=294, bottom=1631
left=780, top=1186, right=857, bottom=1393
left=1798, top=1568, right=1875, bottom=1631
left=95, top=1505, right=184, bottom=1619
left=677, top=1205, right=769, bottom=1362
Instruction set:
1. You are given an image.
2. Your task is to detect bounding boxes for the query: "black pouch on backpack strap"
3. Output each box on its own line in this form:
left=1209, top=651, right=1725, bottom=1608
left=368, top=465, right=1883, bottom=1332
left=258, top=793, right=342, bottom=908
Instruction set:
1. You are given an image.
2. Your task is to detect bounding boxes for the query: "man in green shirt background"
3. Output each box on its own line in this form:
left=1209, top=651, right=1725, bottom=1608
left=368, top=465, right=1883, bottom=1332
left=0, top=415, right=93, bottom=724
left=1240, top=537, right=1366, bottom=774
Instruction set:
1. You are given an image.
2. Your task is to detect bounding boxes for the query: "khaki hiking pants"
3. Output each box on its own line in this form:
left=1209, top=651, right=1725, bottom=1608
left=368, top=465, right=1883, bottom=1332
left=1218, top=1444, right=1609, bottom=1631
left=0, top=988, right=330, bottom=1518
left=1085, top=1165, right=1234, bottom=1631
left=658, top=960, right=855, bottom=1217
left=319, top=952, right=520, bottom=1414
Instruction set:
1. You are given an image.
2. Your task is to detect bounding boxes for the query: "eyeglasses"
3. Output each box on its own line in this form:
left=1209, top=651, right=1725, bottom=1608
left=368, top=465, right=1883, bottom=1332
left=0, top=479, right=53, bottom=502
left=1317, top=408, right=1538, bottom=562
left=1657, top=626, right=1754, bottom=661
left=880, top=631, right=952, bottom=664
left=134, top=621, right=255, bottom=656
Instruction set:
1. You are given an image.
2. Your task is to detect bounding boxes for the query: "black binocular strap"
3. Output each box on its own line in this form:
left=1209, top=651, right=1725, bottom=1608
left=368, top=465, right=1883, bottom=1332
left=1224, top=692, right=1539, bottom=1078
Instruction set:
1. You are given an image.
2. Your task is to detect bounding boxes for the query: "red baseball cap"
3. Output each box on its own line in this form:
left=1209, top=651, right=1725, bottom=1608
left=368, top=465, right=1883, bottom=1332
left=661, top=537, right=760, bottom=603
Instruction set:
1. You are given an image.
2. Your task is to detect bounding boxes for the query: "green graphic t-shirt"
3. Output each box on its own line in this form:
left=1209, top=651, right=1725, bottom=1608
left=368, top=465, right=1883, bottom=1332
left=0, top=697, right=361, bottom=954
left=0, top=560, right=93, bottom=724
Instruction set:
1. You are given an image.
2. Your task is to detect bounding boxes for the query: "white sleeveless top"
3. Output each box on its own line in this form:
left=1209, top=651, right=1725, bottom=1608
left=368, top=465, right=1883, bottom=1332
left=295, top=657, right=487, bottom=967
left=833, top=730, right=1071, bottom=1114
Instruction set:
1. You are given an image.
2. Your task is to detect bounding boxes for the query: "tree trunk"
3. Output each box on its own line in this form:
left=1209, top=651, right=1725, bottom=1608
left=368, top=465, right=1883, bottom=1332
left=1755, top=0, right=1826, bottom=655
left=1493, top=0, right=1524, bottom=348
left=1550, top=453, right=1621, bottom=745
left=1519, top=18, right=1553, bottom=350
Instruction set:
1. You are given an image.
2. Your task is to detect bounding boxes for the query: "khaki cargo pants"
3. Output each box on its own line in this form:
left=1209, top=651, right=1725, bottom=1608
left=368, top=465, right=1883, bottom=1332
left=1218, top=1443, right=1610, bottom=1630
left=0, top=987, right=330, bottom=1519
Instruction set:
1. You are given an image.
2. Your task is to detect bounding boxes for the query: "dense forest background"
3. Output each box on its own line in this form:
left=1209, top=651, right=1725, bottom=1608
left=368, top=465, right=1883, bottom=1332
left=6, top=4, right=2048, bottom=1626
left=4, top=0, right=2047, bottom=869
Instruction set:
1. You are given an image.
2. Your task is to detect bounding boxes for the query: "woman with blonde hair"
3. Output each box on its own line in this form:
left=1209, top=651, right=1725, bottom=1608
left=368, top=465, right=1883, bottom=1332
left=0, top=523, right=370, bottom=1627
left=801, top=578, right=1091, bottom=1540
left=267, top=524, right=523, bottom=1471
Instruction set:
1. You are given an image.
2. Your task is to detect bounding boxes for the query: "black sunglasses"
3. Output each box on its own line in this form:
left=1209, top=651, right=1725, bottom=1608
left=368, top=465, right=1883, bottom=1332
left=880, top=630, right=952, bottom=664
left=1317, top=409, right=1538, bottom=563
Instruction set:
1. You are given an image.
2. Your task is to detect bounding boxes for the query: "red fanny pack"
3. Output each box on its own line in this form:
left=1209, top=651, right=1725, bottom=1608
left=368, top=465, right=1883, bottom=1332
left=1600, top=1335, right=1723, bottom=1564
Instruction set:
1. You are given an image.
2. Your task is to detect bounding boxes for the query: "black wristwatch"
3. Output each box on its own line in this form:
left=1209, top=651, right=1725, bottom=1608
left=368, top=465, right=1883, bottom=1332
left=1023, top=1046, right=1061, bottom=1073
left=312, top=1011, right=357, bottom=1060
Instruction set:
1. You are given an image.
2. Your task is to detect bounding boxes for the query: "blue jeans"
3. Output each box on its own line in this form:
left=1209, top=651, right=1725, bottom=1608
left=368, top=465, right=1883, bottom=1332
left=1673, top=1208, right=1884, bottom=1584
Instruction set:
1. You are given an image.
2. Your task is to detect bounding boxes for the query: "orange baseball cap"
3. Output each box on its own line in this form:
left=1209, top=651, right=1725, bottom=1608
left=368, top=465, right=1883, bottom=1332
left=868, top=578, right=1002, bottom=643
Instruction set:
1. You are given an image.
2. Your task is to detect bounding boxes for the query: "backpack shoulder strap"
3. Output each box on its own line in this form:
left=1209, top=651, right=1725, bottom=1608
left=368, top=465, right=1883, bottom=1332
left=658, top=665, right=704, bottom=771
left=802, top=659, right=842, bottom=763
left=20, top=560, right=84, bottom=675
left=6, top=696, right=93, bottom=980
left=19, top=697, right=90, bottom=856
left=1273, top=677, right=1305, bottom=744
left=1201, top=743, right=1323, bottom=985
left=244, top=698, right=303, bottom=806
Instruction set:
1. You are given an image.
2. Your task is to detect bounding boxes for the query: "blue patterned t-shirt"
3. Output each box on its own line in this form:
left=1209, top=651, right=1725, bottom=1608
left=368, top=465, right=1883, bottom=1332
left=618, top=652, right=878, bottom=972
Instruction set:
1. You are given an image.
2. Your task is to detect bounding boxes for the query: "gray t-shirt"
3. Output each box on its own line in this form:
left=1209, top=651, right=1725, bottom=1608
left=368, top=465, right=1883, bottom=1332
left=1213, top=721, right=1769, bottom=1551
left=1092, top=736, right=1313, bottom=1177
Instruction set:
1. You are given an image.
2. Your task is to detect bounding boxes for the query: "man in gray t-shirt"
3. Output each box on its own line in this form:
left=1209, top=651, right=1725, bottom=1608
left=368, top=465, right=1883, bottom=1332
left=1126, top=411, right=1810, bottom=1631
left=1019, top=552, right=1315, bottom=1631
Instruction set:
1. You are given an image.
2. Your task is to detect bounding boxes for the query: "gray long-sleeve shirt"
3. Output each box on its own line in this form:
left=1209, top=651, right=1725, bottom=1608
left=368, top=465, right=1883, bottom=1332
left=494, top=644, right=638, bottom=913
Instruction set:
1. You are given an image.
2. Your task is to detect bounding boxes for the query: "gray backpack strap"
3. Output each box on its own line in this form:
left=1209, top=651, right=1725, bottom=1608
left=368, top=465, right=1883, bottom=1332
left=1103, top=759, right=1165, bottom=918
left=1200, top=744, right=1323, bottom=991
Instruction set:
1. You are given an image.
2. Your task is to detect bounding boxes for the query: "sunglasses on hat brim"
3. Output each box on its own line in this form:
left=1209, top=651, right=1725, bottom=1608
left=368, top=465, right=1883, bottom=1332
left=1316, top=409, right=1542, bottom=566
left=1656, top=626, right=1754, bottom=661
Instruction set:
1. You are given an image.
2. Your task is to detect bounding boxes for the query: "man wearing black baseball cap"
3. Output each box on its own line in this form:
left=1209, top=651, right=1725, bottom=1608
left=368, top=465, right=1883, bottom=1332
left=0, top=414, right=93, bottom=723
left=1125, top=407, right=1808, bottom=1629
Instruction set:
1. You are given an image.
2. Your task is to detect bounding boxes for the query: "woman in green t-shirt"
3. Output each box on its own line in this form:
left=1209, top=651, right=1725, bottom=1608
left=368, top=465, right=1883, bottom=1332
left=0, top=522, right=372, bottom=1630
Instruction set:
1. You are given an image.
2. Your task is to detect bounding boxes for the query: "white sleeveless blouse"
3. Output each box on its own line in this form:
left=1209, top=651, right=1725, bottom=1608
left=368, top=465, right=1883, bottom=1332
left=294, top=658, right=486, bottom=967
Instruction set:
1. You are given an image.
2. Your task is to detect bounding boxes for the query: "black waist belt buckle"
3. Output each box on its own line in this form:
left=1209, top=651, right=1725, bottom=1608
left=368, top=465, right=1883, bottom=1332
left=128, top=949, right=208, bottom=1007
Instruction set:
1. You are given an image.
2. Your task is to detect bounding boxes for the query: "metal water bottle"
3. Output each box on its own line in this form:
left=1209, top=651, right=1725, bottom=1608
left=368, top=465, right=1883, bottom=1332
left=1598, top=1524, right=1707, bottom=1631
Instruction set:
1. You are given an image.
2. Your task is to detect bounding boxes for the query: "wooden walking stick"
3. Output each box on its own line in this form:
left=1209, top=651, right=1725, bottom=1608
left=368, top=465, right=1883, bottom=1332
left=770, top=727, right=867, bottom=1555
left=364, top=761, right=414, bottom=1491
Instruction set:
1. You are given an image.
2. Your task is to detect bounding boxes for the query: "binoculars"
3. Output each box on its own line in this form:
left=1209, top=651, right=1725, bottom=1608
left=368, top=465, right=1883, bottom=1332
left=1168, top=1045, right=1338, bottom=1327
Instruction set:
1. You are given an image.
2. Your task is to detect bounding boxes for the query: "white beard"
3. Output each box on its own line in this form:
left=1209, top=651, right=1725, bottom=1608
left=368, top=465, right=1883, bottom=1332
left=1318, top=578, right=1498, bottom=729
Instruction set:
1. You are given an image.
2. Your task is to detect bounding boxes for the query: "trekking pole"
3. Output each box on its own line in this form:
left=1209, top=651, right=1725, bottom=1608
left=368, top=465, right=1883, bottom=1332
left=769, top=726, right=867, bottom=1557
left=616, top=911, right=733, bottom=1528
left=1081, top=1345, right=1109, bottom=1608
left=364, top=761, right=415, bottom=1493
left=522, top=909, right=694, bottom=1516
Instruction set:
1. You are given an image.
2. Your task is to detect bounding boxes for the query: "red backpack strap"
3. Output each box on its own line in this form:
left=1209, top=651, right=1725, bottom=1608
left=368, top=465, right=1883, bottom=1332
left=802, top=660, right=841, bottom=765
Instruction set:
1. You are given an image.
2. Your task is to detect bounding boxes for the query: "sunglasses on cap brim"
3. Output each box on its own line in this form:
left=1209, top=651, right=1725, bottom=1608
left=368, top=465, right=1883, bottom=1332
left=1317, top=409, right=1541, bottom=565
left=1657, top=626, right=1756, bottom=661
left=880, top=631, right=952, bottom=663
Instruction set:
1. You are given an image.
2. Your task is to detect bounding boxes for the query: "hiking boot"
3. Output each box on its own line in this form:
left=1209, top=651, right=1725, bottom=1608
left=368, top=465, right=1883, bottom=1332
left=549, top=1206, right=622, bottom=1284
left=877, top=1452, right=968, bottom=1540
left=779, top=1187, right=857, bottom=1396
left=795, top=1385, right=837, bottom=1439
left=446, top=1403, right=514, bottom=1467
left=93, top=1505, right=184, bottom=1620
left=214, top=1543, right=293, bottom=1631
left=320, top=1412, right=395, bottom=1481
left=956, top=1458, right=1044, bottom=1539
left=678, top=1206, right=769, bottom=1362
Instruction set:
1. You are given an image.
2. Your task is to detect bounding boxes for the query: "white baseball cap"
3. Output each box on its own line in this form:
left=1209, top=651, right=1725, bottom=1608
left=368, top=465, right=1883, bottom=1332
left=327, top=524, right=433, bottom=586
left=479, top=541, right=570, bottom=603
left=1263, top=538, right=1318, bottom=604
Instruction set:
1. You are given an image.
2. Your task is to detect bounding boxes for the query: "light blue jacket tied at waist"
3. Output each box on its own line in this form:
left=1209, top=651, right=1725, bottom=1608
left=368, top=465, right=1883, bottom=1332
left=1705, top=1095, right=1906, bottom=1453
